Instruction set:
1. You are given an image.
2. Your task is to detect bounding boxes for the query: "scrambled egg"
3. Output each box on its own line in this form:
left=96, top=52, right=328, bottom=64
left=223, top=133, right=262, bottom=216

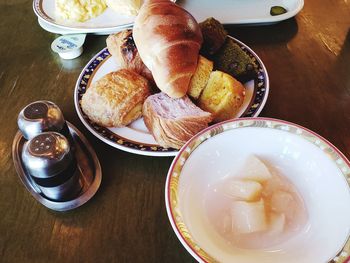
left=55, top=0, right=107, bottom=22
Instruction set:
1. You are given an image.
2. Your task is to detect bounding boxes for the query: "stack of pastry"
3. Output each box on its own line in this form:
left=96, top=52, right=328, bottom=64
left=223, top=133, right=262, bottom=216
left=81, top=69, right=150, bottom=127
left=143, top=93, right=212, bottom=149
left=81, top=0, right=248, bottom=150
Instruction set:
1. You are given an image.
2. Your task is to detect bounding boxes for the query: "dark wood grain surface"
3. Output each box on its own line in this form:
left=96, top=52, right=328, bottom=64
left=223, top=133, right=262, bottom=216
left=0, top=1, right=349, bottom=263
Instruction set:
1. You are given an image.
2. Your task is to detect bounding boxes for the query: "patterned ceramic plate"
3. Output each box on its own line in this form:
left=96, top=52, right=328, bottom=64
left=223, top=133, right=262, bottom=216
left=33, top=0, right=175, bottom=33
left=74, top=37, right=269, bottom=156
left=165, top=117, right=350, bottom=262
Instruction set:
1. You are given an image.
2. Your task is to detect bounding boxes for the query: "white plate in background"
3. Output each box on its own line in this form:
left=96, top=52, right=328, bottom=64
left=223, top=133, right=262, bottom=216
left=34, top=0, right=303, bottom=33
left=33, top=0, right=174, bottom=32
left=181, top=0, right=304, bottom=25
left=37, top=18, right=119, bottom=35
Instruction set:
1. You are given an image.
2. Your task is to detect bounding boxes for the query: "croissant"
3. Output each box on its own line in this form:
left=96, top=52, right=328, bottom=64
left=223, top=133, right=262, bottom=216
left=81, top=69, right=151, bottom=127
left=133, top=0, right=203, bottom=98
left=143, top=92, right=212, bottom=149
left=106, top=30, right=154, bottom=84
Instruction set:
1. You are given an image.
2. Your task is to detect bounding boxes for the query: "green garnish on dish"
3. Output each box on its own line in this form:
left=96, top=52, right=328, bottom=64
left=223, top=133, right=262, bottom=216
left=270, top=6, right=287, bottom=16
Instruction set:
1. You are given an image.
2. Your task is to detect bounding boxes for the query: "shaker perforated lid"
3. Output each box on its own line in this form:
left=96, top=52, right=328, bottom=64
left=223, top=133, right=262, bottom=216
left=22, top=132, right=74, bottom=180
left=18, top=101, right=66, bottom=140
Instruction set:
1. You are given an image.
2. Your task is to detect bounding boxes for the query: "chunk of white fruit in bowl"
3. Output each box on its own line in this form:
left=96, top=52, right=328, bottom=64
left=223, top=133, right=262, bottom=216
left=268, top=213, right=286, bottom=235
left=224, top=179, right=262, bottom=201
left=270, top=190, right=294, bottom=214
left=231, top=199, right=267, bottom=234
left=240, top=155, right=272, bottom=182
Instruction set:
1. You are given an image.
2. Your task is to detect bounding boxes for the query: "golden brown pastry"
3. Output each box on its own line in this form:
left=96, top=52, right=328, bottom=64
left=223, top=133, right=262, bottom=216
left=133, top=0, right=203, bottom=98
left=81, top=69, right=151, bottom=127
left=198, top=71, right=245, bottom=123
left=106, top=30, right=154, bottom=84
left=187, top=55, right=213, bottom=100
left=143, top=92, right=212, bottom=149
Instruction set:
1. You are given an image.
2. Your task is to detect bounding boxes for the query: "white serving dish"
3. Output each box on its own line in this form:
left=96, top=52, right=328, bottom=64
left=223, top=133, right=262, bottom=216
left=182, top=0, right=304, bottom=25
left=165, top=117, right=350, bottom=263
left=33, top=0, right=174, bottom=33
left=33, top=0, right=304, bottom=33
left=37, top=18, right=118, bottom=35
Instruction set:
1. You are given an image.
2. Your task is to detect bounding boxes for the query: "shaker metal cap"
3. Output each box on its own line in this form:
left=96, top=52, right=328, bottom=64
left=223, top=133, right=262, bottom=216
left=13, top=121, right=102, bottom=211
left=22, top=132, right=74, bottom=179
left=18, top=101, right=65, bottom=140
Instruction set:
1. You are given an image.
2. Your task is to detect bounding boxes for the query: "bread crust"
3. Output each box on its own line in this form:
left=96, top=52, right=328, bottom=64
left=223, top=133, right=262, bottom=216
left=199, top=71, right=245, bottom=122
left=188, top=55, right=213, bottom=99
left=133, top=0, right=203, bottom=98
left=81, top=69, right=151, bottom=127
left=106, top=30, right=154, bottom=83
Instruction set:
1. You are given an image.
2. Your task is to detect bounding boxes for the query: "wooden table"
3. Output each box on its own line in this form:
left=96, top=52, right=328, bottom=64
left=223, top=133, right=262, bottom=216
left=0, top=1, right=349, bottom=262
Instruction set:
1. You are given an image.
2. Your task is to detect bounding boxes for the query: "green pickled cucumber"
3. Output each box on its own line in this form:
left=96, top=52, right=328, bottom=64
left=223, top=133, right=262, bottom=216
left=270, top=6, right=287, bottom=16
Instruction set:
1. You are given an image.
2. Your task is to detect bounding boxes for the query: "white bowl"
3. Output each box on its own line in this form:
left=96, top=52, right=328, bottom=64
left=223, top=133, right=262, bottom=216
left=165, top=118, right=350, bottom=263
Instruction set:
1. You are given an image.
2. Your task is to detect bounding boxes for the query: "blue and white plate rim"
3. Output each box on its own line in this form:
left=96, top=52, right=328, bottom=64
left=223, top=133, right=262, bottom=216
left=74, top=36, right=270, bottom=157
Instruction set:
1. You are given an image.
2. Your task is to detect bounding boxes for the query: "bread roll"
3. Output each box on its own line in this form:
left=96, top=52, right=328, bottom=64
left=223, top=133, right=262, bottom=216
left=143, top=92, right=212, bottom=149
left=106, top=30, right=154, bottom=84
left=81, top=69, right=151, bottom=127
left=133, top=0, right=203, bottom=98
left=199, top=71, right=245, bottom=123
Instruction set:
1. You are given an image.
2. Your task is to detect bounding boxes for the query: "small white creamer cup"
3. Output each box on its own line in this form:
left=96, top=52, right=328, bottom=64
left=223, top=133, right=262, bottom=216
left=51, top=34, right=86, bottom=59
